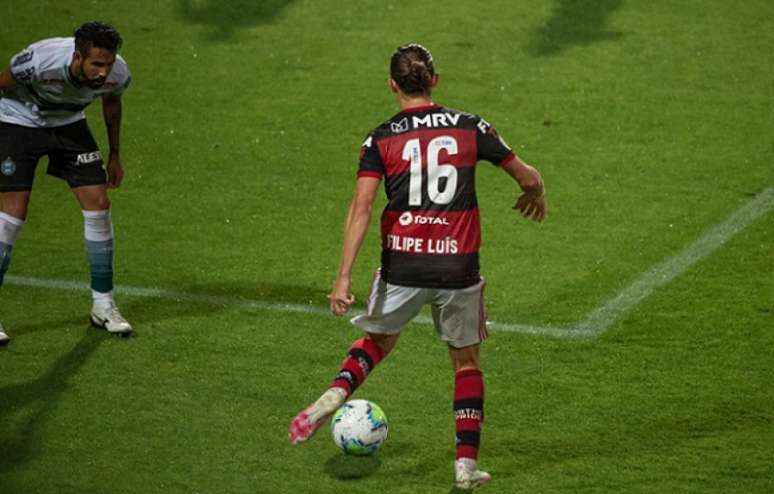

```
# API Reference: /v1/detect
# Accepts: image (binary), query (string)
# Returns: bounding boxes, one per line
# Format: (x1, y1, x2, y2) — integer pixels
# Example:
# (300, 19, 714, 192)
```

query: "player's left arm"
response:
(101, 93, 124, 188)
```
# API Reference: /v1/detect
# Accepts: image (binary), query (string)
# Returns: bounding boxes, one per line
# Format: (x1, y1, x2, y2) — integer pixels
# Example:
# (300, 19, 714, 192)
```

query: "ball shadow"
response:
(324, 453, 382, 480)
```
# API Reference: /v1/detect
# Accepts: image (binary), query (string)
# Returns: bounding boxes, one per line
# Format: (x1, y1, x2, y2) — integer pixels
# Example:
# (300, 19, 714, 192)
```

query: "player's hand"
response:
(106, 151, 124, 189)
(328, 276, 355, 316)
(514, 190, 545, 222)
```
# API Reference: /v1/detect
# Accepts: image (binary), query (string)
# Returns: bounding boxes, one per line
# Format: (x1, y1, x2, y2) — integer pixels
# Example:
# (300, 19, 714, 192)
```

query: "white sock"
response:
(82, 209, 113, 242)
(83, 209, 115, 300)
(0, 212, 24, 286)
(92, 290, 114, 305)
(0, 211, 24, 244)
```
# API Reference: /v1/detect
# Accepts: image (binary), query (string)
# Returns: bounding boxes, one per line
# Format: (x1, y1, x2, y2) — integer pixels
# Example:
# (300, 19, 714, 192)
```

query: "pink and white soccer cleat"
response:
(288, 405, 324, 444)
(288, 387, 347, 444)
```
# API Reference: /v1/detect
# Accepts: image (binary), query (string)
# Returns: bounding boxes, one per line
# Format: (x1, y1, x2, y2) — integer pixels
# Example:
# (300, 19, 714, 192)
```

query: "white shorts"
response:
(350, 271, 488, 348)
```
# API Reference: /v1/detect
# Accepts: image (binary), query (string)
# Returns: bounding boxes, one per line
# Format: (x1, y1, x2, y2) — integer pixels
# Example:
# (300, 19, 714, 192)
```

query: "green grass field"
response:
(1, 1, 773, 492)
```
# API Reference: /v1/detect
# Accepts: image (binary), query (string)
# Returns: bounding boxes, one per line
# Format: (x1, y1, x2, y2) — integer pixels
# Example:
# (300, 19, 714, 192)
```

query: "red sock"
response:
(331, 338, 384, 397)
(454, 368, 485, 460)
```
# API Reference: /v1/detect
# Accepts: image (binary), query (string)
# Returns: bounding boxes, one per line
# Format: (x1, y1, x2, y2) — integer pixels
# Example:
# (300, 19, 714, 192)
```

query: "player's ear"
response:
(71, 50, 82, 67)
(388, 78, 399, 93)
(430, 73, 439, 89)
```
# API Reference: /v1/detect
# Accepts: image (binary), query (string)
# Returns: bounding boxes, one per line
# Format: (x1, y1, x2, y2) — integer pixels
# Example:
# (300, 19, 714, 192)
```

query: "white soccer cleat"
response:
(0, 322, 9, 346)
(288, 387, 347, 444)
(455, 458, 492, 490)
(90, 301, 133, 335)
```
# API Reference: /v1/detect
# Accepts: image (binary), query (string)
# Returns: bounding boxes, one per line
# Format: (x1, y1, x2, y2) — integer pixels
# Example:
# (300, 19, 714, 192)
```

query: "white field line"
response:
(571, 186, 774, 337)
(4, 273, 554, 335)
(5, 187, 772, 338)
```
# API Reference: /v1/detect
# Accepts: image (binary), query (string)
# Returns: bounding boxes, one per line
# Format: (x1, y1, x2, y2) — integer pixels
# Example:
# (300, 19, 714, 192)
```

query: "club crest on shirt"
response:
(14, 67, 36, 83)
(1, 157, 16, 176)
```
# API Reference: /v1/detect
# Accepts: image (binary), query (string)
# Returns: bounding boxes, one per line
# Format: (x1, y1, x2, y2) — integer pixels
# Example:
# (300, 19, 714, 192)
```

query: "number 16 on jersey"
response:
(402, 136, 459, 206)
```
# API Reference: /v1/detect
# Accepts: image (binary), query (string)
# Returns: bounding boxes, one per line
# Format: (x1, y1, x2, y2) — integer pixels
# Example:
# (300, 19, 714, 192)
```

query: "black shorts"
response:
(0, 120, 107, 192)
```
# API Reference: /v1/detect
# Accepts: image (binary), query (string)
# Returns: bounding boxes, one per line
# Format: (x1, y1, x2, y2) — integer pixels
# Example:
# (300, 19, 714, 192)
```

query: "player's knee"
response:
(93, 195, 111, 211)
(0, 199, 30, 221)
(74, 185, 111, 211)
(2, 206, 28, 221)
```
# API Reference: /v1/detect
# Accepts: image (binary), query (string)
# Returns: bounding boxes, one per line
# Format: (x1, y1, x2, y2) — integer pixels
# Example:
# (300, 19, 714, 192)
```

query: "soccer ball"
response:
(330, 399, 389, 455)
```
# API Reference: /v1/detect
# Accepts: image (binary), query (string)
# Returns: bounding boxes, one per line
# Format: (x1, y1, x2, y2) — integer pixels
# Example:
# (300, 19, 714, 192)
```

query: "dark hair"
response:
(74, 21, 122, 57)
(390, 43, 435, 96)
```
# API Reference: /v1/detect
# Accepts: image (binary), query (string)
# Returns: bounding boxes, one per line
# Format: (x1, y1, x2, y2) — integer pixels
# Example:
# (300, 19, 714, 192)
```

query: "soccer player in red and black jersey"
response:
(289, 43, 545, 489)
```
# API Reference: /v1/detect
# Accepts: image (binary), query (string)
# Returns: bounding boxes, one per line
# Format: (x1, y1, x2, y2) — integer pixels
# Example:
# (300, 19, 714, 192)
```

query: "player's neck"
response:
(68, 61, 83, 87)
(398, 94, 435, 111)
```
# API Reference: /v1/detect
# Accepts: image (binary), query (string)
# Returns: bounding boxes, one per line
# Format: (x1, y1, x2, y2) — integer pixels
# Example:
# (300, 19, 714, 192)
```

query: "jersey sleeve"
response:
(110, 73, 131, 96)
(9, 46, 38, 84)
(109, 57, 131, 96)
(475, 116, 515, 166)
(357, 133, 385, 179)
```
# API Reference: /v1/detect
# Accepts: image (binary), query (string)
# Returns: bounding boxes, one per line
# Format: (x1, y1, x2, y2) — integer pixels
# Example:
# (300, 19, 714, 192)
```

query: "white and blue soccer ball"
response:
(330, 399, 389, 456)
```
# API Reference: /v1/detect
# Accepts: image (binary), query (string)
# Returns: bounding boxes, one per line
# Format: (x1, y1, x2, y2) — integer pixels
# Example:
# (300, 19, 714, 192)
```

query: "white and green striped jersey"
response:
(0, 37, 130, 128)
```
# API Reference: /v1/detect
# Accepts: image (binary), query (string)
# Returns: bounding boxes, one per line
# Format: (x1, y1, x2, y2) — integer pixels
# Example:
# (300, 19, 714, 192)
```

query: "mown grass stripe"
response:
(6, 187, 771, 339)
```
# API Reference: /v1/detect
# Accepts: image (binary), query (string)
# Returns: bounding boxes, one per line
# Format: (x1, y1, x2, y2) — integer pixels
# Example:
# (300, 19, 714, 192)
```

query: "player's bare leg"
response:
(0, 190, 31, 220)
(0, 191, 30, 346)
(72, 184, 131, 335)
(289, 332, 396, 444)
(450, 344, 491, 489)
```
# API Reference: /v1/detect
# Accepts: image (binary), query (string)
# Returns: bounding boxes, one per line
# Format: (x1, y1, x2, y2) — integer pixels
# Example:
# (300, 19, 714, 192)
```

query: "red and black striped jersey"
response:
(358, 104, 515, 288)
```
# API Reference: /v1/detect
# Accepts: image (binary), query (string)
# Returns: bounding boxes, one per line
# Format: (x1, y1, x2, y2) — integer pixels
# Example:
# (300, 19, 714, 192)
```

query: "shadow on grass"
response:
(1, 278, 328, 338)
(501, 398, 773, 472)
(449, 487, 475, 494)
(324, 453, 382, 480)
(176, 280, 329, 307)
(4, 313, 89, 338)
(178, 0, 297, 41)
(6, 292, 231, 338)
(529, 0, 624, 56)
(0, 332, 104, 475)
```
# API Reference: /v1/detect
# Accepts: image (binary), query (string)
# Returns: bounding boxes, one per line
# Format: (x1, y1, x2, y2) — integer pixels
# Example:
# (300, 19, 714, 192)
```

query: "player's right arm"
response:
(502, 156, 546, 222)
(0, 69, 17, 92)
(329, 176, 381, 316)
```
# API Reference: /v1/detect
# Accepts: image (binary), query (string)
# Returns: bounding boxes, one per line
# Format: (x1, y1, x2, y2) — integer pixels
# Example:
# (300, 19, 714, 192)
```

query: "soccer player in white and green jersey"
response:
(0, 22, 133, 345)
